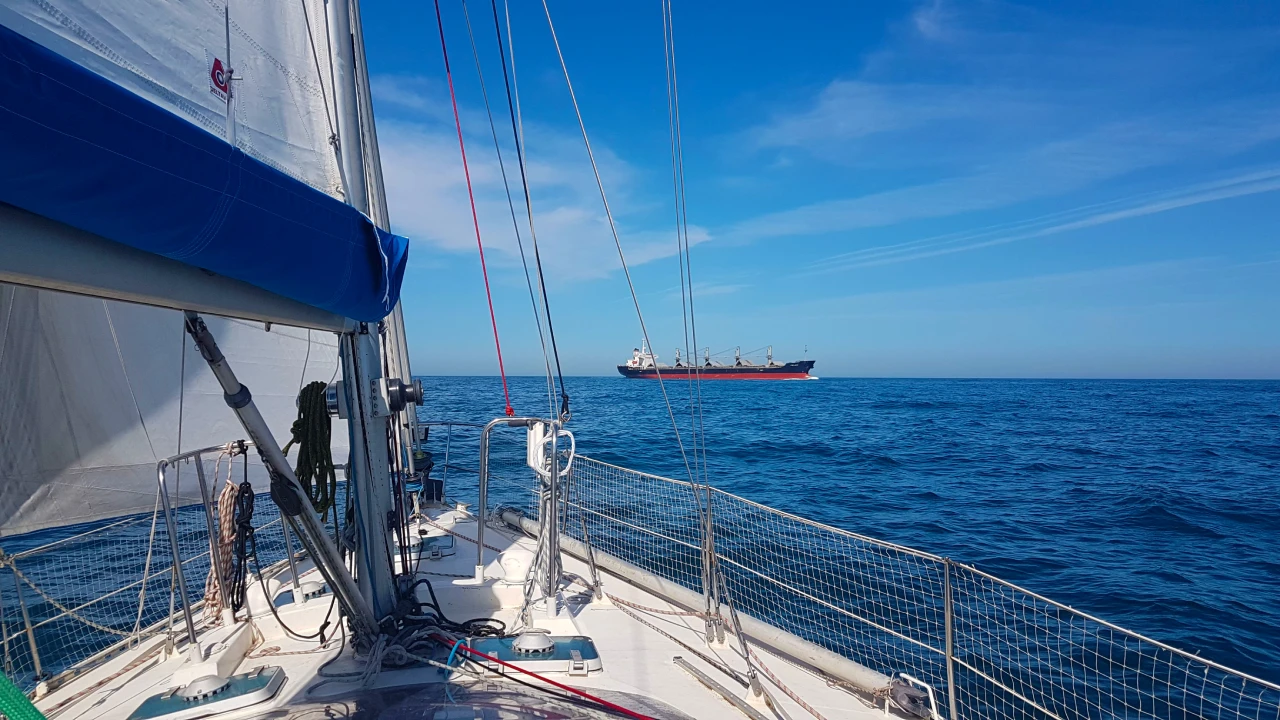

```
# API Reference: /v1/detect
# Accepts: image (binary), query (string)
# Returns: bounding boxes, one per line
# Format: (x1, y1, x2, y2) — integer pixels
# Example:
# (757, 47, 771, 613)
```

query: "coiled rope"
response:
(284, 381, 337, 520)
(229, 468, 255, 614)
(205, 452, 238, 622)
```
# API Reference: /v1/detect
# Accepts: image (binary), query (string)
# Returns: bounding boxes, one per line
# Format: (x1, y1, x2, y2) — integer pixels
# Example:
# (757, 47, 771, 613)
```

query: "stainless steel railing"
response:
(0, 440, 301, 695)
(563, 455, 1280, 720)
(156, 441, 257, 648)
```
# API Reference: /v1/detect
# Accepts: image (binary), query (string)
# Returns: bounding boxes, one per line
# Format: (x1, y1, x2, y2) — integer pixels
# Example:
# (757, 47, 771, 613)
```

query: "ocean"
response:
(2, 375, 1275, 693)
(419, 375, 1280, 684)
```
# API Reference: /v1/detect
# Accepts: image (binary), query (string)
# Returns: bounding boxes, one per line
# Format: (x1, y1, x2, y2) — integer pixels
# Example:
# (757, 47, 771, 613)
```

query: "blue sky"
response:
(362, 1, 1280, 378)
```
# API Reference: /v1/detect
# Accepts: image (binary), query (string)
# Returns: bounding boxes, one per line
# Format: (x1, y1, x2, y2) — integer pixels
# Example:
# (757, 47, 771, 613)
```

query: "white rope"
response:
(131, 491, 163, 636)
(102, 302, 157, 459)
(204, 453, 237, 622)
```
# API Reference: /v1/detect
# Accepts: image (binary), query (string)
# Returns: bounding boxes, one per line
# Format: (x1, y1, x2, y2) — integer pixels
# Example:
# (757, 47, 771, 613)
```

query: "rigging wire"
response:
(461, 0, 557, 419)
(661, 0, 718, 620)
(299, 0, 349, 198)
(103, 303, 157, 459)
(661, 0, 710, 489)
(432, 0, 515, 417)
(536, 0, 697, 487)
(299, 329, 312, 391)
(496, 0, 570, 420)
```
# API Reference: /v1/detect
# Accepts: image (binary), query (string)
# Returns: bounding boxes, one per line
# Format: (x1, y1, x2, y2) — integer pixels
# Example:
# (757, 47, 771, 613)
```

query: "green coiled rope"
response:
(283, 381, 337, 521)
(0, 671, 43, 720)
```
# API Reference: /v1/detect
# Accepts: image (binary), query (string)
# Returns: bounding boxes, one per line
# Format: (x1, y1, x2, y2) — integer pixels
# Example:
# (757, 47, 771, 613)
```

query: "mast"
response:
(328, 0, 396, 619)
(328, 0, 368, 213)
(349, 0, 421, 457)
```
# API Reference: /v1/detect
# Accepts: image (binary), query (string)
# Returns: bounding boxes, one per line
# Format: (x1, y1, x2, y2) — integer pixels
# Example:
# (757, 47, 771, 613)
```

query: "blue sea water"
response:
(418, 375, 1280, 683)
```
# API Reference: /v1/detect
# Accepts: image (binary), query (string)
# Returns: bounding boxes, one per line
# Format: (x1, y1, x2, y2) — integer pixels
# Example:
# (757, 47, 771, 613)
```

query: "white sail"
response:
(0, 0, 372, 536)
(0, 284, 349, 537)
(0, 0, 343, 199)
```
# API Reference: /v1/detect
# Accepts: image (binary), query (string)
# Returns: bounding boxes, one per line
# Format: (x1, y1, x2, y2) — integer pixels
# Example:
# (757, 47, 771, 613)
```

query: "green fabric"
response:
(0, 671, 44, 720)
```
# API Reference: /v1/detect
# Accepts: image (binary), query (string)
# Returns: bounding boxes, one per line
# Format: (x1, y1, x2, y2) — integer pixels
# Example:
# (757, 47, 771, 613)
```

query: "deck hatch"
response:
(469, 636, 603, 675)
(127, 666, 286, 720)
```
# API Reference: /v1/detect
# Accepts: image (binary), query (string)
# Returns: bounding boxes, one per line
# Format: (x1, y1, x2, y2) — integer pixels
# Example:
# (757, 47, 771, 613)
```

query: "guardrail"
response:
(564, 455, 1280, 720)
(0, 443, 300, 695)
(416, 419, 540, 516)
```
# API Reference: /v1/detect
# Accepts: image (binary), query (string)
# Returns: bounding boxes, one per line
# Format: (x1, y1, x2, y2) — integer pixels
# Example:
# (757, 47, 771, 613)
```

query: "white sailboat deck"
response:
(37, 507, 879, 720)
(6, 447, 1277, 720)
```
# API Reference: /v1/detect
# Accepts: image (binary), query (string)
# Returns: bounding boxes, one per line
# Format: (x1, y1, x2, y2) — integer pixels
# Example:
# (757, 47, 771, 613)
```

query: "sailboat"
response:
(0, 2, 1276, 720)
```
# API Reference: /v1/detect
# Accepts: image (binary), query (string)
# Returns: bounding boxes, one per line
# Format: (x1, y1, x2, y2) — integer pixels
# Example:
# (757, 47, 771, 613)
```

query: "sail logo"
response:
(206, 51, 230, 101)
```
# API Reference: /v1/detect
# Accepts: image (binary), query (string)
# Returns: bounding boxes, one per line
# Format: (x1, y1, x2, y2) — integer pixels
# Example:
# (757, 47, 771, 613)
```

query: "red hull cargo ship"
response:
(618, 344, 816, 380)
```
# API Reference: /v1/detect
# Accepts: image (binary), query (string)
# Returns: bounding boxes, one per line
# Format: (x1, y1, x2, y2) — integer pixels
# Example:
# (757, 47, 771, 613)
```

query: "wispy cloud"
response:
(801, 168, 1280, 273)
(744, 80, 1034, 155)
(661, 281, 747, 301)
(726, 117, 1280, 246)
(374, 76, 703, 282)
(785, 258, 1222, 318)
(724, 3, 1280, 250)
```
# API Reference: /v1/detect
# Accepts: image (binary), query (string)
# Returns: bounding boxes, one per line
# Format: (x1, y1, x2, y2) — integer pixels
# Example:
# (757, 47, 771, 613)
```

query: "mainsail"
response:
(0, 0, 408, 321)
(0, 0, 406, 537)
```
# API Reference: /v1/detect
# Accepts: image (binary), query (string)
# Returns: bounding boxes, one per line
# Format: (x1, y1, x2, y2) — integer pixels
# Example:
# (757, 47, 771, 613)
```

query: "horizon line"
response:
(409, 374, 1280, 381)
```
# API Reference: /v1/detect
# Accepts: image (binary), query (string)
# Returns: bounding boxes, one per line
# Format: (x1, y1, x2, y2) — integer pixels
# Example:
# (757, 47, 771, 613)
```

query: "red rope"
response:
(434, 635, 655, 720)
(433, 0, 514, 416)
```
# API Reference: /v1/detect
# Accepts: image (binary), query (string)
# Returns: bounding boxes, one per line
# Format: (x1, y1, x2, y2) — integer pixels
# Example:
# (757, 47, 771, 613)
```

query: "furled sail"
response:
(0, 0, 404, 536)
(0, 284, 349, 538)
(0, 0, 408, 321)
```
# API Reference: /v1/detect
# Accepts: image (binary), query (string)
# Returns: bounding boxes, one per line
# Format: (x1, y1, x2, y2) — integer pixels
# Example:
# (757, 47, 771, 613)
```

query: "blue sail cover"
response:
(0, 22, 407, 322)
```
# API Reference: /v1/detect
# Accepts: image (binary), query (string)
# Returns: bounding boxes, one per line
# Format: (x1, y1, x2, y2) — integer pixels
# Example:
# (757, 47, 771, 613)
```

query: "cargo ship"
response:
(618, 343, 816, 379)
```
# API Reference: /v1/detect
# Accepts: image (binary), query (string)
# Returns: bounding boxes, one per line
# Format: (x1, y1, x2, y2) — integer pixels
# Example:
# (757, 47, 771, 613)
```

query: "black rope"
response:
(249, 545, 336, 643)
(405, 576, 508, 637)
(229, 465, 255, 614)
(490, 0, 569, 419)
(287, 381, 337, 520)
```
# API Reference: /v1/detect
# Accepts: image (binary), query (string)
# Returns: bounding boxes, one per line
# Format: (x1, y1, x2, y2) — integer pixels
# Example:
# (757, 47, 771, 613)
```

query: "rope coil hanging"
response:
(284, 381, 338, 520)
(229, 456, 255, 615)
(205, 452, 239, 622)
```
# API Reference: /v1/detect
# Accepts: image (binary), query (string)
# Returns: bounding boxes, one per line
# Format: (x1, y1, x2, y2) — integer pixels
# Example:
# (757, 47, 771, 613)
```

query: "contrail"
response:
(803, 168, 1280, 274)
